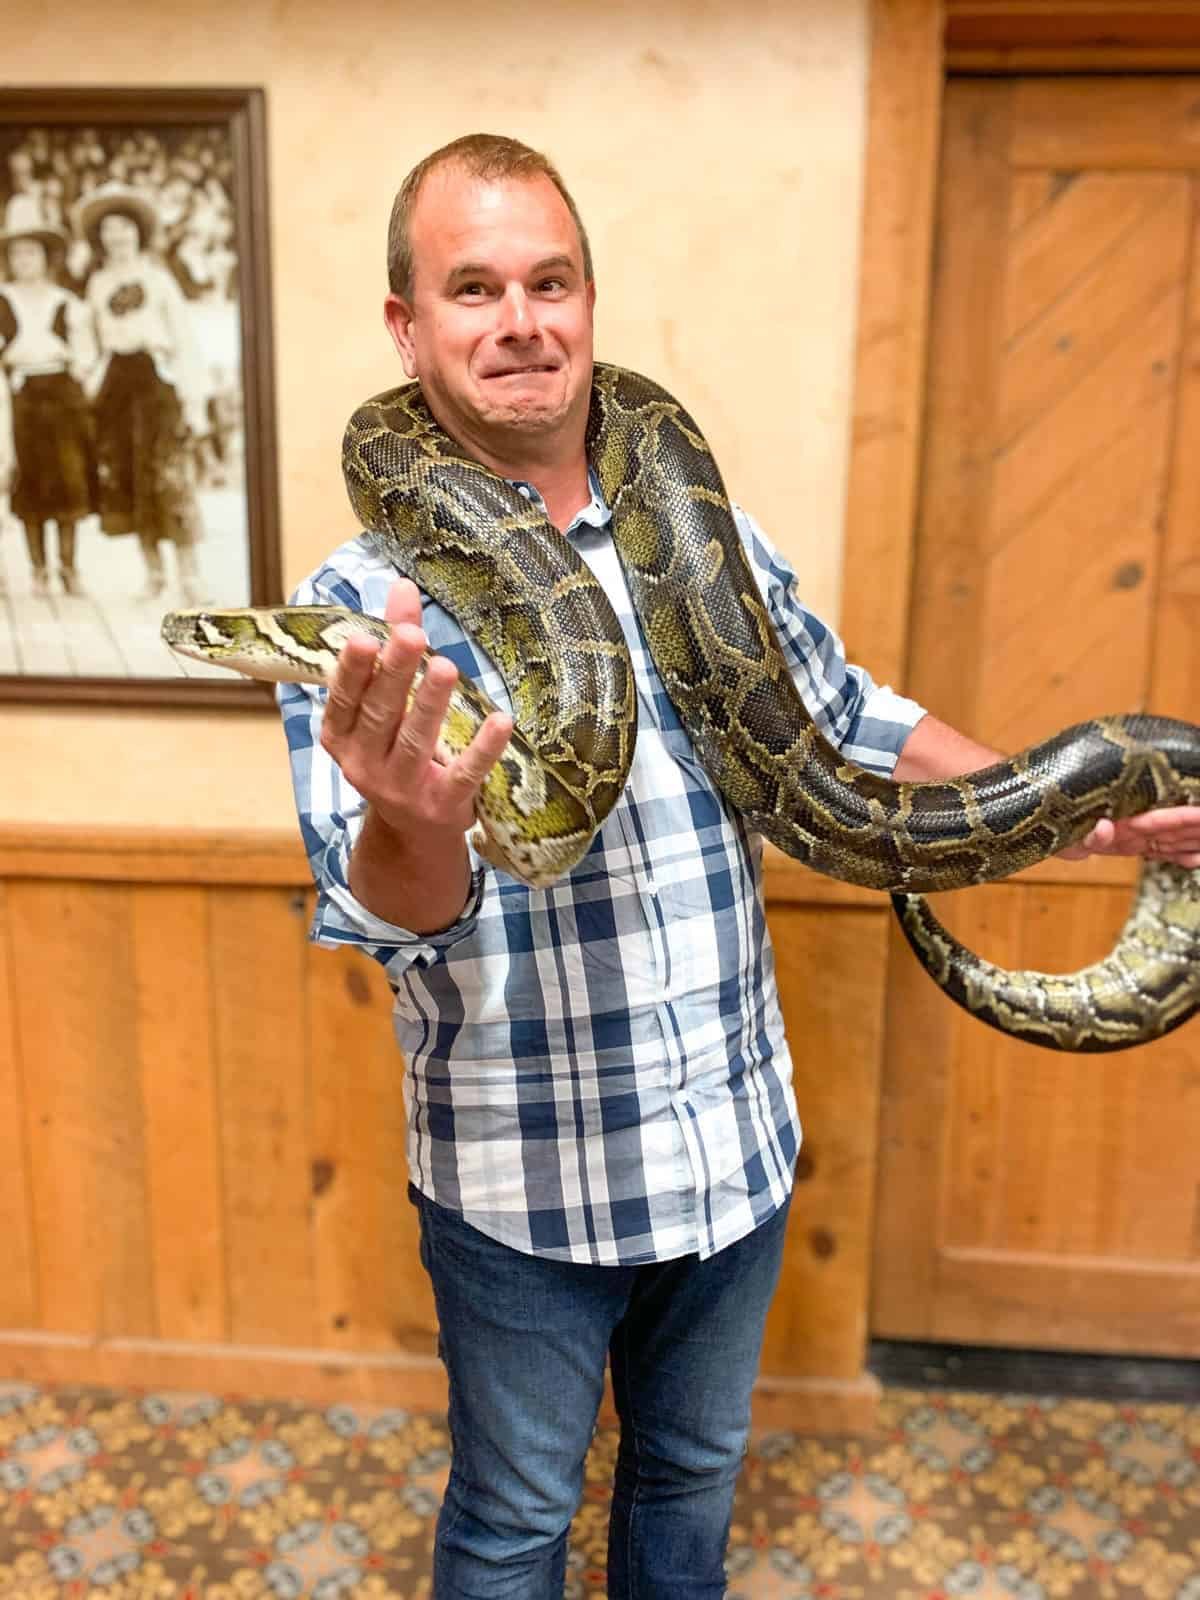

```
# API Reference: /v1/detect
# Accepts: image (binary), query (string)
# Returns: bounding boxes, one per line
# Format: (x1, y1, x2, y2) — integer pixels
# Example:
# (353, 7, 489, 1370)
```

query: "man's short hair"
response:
(386, 132, 594, 299)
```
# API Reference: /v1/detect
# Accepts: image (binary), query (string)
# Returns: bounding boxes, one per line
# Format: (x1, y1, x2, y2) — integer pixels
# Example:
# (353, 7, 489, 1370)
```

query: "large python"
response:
(162, 363, 1200, 1053)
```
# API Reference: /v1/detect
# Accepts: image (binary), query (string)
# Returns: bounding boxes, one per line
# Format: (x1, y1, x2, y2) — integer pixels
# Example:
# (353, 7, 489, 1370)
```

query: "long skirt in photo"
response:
(94, 350, 203, 547)
(10, 371, 96, 525)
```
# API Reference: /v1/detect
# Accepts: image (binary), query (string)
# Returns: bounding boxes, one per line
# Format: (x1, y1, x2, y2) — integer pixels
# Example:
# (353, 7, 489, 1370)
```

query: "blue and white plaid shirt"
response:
(279, 476, 924, 1266)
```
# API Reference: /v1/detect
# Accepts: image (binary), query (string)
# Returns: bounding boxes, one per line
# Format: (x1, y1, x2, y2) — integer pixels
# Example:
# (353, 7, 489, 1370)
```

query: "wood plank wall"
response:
(0, 826, 890, 1433)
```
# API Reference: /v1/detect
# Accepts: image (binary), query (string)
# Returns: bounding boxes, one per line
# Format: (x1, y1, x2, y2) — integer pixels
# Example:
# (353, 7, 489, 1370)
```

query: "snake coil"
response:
(162, 364, 1200, 1052)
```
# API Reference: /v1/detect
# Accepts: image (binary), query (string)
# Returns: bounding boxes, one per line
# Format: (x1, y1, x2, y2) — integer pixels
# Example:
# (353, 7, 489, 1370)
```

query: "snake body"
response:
(892, 863, 1200, 1053)
(162, 363, 1200, 1051)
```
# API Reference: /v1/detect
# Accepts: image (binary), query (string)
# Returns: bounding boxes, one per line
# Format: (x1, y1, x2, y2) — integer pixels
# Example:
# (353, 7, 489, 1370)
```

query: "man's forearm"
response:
(348, 807, 473, 934)
(892, 714, 1003, 783)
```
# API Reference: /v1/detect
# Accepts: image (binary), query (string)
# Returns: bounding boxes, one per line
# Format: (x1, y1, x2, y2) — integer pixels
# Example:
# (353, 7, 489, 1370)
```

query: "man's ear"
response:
(383, 294, 418, 378)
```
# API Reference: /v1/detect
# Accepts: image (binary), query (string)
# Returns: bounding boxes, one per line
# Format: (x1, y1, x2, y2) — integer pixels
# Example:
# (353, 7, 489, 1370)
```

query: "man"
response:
(279, 135, 1200, 1600)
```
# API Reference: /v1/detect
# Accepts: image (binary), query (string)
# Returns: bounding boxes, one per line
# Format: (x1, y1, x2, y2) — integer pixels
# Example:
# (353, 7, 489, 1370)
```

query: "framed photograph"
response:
(0, 87, 279, 707)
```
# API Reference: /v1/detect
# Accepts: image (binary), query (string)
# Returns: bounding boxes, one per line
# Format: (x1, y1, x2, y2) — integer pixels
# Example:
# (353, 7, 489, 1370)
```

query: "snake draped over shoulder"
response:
(161, 363, 1200, 1053)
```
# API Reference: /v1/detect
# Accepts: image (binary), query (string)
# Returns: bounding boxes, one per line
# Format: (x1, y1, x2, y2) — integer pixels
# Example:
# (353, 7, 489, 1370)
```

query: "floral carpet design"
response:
(0, 1381, 1197, 1598)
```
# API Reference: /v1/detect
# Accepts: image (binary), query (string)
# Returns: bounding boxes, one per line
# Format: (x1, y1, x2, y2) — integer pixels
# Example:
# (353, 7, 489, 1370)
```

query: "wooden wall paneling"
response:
(838, 0, 945, 687)
(1153, 175, 1200, 719)
(208, 884, 317, 1347)
(0, 883, 38, 1326)
(0, 825, 308, 886)
(7, 880, 154, 1337)
(132, 884, 228, 1343)
(871, 911, 961, 1340)
(760, 903, 891, 1380)
(0, 837, 893, 1431)
(306, 932, 436, 1354)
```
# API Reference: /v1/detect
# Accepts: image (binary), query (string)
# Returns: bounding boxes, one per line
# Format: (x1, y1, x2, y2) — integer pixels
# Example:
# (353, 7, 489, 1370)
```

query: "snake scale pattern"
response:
(162, 363, 1200, 1052)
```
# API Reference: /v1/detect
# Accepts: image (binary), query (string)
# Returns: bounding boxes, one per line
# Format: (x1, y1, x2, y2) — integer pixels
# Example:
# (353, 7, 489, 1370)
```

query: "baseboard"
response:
(749, 1371, 882, 1435)
(0, 1331, 880, 1435)
(0, 1331, 449, 1410)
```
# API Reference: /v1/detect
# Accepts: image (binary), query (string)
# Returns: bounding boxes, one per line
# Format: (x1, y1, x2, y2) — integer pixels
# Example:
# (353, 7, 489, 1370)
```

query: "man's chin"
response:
(481, 397, 568, 432)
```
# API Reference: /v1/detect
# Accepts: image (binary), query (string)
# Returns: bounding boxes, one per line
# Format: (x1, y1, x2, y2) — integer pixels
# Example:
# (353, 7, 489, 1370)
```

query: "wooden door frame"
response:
(840, 0, 1200, 685)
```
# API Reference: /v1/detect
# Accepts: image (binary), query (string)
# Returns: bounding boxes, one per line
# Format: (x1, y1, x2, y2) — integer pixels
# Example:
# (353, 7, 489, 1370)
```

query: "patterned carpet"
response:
(1, 1380, 1198, 1598)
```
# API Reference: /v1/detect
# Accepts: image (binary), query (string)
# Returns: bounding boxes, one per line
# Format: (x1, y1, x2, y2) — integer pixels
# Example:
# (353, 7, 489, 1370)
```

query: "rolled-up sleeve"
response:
(733, 506, 926, 775)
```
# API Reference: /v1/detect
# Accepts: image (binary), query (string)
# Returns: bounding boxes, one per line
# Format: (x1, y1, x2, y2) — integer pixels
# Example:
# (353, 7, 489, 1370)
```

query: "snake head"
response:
(162, 608, 263, 662)
(160, 606, 390, 684)
(159, 607, 298, 680)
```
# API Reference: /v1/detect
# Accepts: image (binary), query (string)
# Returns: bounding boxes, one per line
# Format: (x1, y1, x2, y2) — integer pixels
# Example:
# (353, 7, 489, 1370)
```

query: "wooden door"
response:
(871, 76, 1200, 1356)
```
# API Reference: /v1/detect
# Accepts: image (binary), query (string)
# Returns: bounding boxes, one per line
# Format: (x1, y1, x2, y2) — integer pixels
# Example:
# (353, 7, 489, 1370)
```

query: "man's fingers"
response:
(1121, 807, 1200, 861)
(446, 712, 514, 795)
(388, 653, 460, 772)
(1125, 806, 1200, 841)
(1078, 807, 1200, 862)
(1080, 820, 1114, 853)
(322, 635, 383, 739)
(352, 623, 428, 758)
(384, 577, 423, 629)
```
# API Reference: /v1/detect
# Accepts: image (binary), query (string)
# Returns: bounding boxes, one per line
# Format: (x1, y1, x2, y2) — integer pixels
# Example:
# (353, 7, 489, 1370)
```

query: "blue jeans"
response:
(411, 1186, 792, 1599)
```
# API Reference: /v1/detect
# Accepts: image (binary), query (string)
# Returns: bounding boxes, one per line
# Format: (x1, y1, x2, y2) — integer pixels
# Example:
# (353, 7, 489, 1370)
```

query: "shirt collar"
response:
(510, 466, 611, 538)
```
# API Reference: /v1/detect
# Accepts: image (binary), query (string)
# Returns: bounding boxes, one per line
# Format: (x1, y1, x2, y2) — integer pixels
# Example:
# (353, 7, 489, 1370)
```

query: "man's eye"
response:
(457, 283, 489, 299)
(537, 278, 566, 294)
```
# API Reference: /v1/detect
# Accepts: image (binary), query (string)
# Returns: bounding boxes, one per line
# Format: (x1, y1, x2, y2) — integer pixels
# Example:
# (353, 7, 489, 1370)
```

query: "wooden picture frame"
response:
(0, 87, 279, 707)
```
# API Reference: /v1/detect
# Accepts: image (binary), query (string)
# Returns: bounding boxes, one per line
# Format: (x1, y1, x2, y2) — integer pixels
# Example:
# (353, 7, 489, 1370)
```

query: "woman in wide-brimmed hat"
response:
(0, 199, 98, 597)
(74, 182, 159, 261)
(75, 181, 210, 603)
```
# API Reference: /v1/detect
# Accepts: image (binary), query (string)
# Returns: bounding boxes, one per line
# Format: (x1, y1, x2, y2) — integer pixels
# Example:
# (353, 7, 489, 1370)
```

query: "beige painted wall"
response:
(2, 0, 870, 830)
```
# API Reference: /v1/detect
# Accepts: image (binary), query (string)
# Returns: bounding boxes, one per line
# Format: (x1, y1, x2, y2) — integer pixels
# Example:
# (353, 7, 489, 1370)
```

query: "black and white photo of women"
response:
(0, 111, 261, 689)
(0, 202, 97, 597)
(77, 182, 211, 605)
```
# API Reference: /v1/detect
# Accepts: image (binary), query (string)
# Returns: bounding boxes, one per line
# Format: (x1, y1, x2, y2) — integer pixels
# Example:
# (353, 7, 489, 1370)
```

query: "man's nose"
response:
(496, 284, 537, 340)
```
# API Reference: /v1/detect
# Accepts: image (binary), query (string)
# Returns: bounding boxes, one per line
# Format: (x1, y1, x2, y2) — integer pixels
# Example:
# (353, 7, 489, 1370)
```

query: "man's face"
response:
(384, 168, 596, 465)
